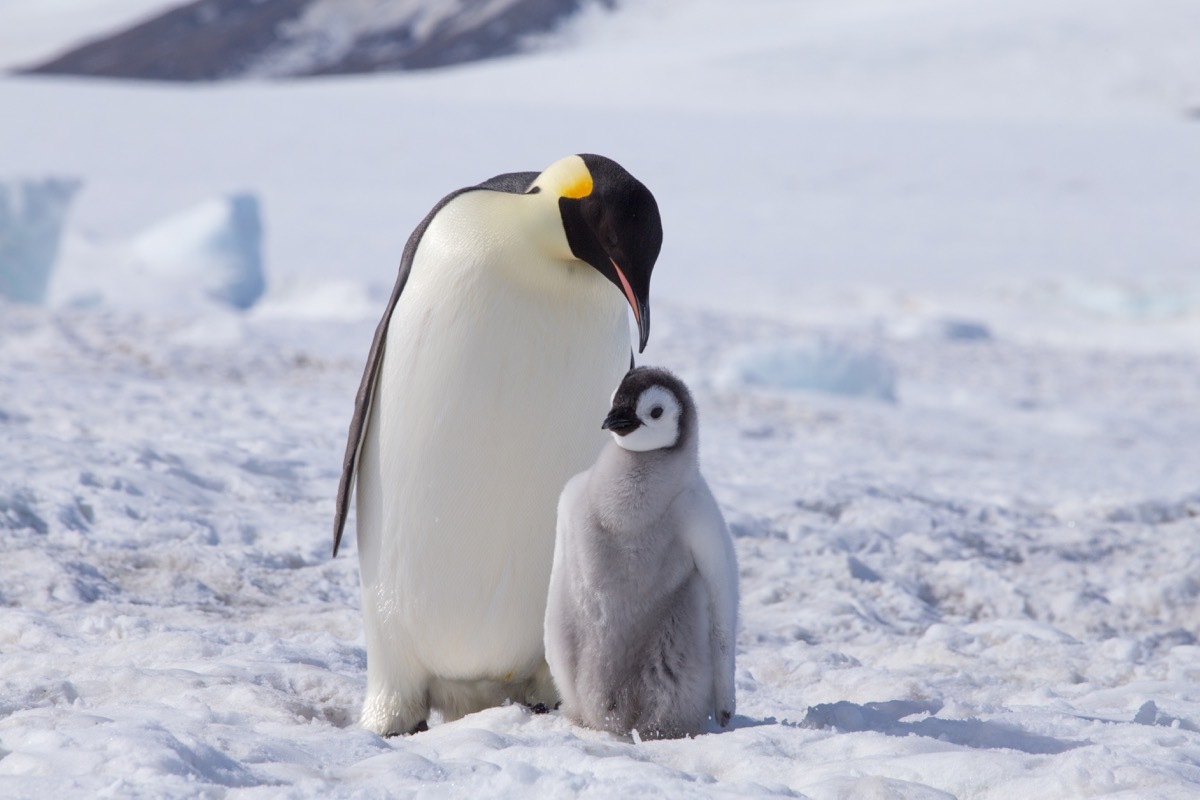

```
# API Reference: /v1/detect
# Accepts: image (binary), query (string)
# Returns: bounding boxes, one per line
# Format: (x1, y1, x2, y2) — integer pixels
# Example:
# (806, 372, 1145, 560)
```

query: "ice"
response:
(130, 192, 265, 310)
(1053, 279, 1200, 320)
(718, 338, 898, 402)
(0, 178, 80, 304)
(937, 319, 992, 342)
(50, 193, 265, 312)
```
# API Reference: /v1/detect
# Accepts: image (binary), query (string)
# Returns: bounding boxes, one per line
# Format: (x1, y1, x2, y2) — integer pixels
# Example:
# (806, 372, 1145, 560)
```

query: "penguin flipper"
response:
(674, 481, 739, 723)
(331, 171, 540, 556)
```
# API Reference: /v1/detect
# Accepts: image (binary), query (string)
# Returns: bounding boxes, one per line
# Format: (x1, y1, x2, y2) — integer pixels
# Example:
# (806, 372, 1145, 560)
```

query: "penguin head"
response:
(532, 154, 662, 353)
(602, 367, 693, 453)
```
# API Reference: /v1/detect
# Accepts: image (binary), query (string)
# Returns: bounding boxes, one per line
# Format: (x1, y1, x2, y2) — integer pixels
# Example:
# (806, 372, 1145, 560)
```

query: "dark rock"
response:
(22, 0, 609, 82)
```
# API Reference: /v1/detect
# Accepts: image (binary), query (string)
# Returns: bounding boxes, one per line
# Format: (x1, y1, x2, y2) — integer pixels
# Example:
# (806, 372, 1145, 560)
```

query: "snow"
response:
(3, 303, 1200, 798)
(2, 0, 1200, 797)
(718, 338, 899, 403)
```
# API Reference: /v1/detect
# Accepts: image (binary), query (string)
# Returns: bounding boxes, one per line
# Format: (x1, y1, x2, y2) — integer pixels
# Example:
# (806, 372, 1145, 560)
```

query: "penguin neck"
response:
(438, 189, 591, 295)
(587, 431, 698, 535)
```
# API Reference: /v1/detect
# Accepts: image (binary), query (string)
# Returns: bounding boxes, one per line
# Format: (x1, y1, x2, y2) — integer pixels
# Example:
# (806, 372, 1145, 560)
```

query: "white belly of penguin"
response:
(356, 194, 630, 683)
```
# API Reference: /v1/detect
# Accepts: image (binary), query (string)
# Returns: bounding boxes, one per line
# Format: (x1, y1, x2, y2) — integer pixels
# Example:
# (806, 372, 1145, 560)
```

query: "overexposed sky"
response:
(0, 0, 184, 68)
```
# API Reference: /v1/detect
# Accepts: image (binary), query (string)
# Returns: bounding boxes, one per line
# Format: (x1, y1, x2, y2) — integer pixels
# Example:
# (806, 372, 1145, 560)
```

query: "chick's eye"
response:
(650, 406, 664, 419)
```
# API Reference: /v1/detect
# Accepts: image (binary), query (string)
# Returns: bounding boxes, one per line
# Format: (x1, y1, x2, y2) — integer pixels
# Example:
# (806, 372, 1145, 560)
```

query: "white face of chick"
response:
(610, 385, 683, 452)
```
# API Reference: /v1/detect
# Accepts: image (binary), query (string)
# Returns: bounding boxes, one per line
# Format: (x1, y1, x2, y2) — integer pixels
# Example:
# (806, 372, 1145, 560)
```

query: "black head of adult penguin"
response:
(548, 154, 662, 353)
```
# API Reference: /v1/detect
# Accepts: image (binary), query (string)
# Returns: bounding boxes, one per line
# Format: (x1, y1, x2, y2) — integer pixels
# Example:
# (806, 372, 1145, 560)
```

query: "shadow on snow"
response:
(771, 700, 1083, 755)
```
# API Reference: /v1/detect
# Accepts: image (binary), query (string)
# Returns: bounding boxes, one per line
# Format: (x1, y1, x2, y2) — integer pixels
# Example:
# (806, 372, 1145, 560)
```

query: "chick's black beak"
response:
(601, 407, 642, 436)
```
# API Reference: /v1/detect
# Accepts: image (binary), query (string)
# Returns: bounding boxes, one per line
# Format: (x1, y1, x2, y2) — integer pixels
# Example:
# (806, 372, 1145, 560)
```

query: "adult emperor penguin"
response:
(332, 155, 662, 736)
(544, 367, 738, 739)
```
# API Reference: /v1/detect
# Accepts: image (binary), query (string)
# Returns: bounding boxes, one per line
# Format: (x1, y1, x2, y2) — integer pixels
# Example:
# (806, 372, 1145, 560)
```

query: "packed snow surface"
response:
(2, 0, 1200, 798)
(3, 303, 1200, 798)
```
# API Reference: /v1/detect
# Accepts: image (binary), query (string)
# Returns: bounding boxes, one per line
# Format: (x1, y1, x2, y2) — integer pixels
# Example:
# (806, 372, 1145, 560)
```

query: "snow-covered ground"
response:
(3, 1, 1200, 797)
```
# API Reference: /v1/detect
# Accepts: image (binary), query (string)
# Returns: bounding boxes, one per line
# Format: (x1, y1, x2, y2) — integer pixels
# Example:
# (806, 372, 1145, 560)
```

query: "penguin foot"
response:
(528, 703, 550, 715)
(380, 719, 427, 738)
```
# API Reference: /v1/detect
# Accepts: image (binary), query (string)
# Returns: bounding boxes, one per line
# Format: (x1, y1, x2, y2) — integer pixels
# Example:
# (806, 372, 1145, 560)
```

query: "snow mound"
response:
(52, 193, 265, 312)
(131, 193, 264, 309)
(717, 338, 898, 402)
(0, 178, 80, 304)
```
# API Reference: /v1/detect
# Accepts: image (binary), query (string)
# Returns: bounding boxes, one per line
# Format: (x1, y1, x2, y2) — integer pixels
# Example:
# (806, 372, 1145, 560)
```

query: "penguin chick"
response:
(544, 367, 738, 739)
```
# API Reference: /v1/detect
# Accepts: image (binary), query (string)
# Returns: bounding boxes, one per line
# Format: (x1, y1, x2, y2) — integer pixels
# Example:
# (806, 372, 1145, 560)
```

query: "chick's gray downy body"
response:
(545, 367, 738, 738)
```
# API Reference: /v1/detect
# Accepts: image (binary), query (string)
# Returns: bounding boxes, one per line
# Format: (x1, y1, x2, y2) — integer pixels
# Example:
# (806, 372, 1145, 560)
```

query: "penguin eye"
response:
(650, 406, 664, 420)
(602, 223, 619, 248)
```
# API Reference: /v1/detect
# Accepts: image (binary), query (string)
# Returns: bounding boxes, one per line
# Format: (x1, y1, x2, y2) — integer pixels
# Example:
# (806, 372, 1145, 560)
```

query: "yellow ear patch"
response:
(562, 172, 593, 199)
(534, 155, 594, 200)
